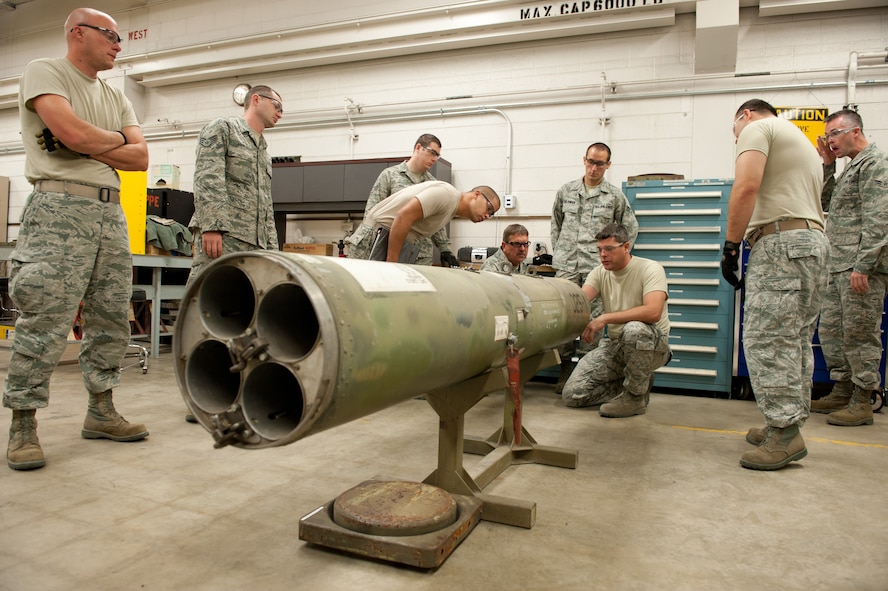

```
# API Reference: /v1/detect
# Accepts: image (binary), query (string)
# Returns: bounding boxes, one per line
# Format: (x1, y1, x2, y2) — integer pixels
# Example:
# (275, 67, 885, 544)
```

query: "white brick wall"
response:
(0, 2, 885, 249)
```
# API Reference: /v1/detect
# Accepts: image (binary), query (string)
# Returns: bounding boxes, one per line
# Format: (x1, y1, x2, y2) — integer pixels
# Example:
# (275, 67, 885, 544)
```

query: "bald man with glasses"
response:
(5, 7, 150, 470)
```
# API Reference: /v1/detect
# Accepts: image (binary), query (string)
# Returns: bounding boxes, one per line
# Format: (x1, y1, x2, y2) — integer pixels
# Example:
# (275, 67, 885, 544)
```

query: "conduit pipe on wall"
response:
(599, 72, 610, 142)
(847, 49, 888, 108)
(136, 75, 882, 141)
(116, 106, 516, 196)
(1, 59, 887, 184)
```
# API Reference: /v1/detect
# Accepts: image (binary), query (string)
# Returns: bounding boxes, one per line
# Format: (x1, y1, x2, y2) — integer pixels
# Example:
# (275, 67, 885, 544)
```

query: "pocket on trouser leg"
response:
(620, 323, 662, 395)
(744, 281, 801, 389)
(8, 260, 49, 314)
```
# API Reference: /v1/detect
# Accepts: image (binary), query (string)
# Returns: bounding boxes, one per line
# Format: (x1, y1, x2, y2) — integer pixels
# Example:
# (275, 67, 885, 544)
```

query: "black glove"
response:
(36, 128, 87, 157)
(36, 128, 66, 152)
(440, 251, 460, 268)
(720, 240, 744, 290)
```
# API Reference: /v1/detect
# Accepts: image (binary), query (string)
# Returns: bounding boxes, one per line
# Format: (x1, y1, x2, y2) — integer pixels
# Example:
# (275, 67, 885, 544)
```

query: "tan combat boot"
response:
(81, 390, 149, 442)
(8, 409, 45, 470)
(599, 392, 647, 418)
(811, 381, 853, 414)
(745, 425, 770, 446)
(739, 423, 806, 470)
(826, 385, 874, 427)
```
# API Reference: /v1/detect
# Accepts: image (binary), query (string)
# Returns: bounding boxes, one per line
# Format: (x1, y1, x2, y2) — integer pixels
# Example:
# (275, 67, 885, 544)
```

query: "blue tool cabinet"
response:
(624, 179, 736, 395)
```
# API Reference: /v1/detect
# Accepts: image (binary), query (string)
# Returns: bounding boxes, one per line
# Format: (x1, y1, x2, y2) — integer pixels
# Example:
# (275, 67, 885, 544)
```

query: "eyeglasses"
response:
(821, 127, 857, 140)
(257, 95, 283, 114)
(584, 158, 609, 168)
(422, 146, 441, 158)
(596, 242, 625, 254)
(506, 241, 530, 248)
(481, 193, 495, 216)
(74, 23, 122, 45)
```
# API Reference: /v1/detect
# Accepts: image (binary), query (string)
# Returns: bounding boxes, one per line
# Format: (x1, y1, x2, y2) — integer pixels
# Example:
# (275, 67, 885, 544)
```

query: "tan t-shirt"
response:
(365, 180, 460, 244)
(584, 255, 670, 339)
(19, 57, 140, 188)
(735, 117, 825, 237)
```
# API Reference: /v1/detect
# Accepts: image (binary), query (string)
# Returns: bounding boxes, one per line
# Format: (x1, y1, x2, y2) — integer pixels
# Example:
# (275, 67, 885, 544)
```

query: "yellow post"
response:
(118, 169, 147, 254)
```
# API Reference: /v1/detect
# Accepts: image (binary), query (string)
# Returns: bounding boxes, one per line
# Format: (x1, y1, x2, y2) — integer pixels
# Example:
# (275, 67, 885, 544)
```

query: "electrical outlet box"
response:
(503, 194, 516, 209)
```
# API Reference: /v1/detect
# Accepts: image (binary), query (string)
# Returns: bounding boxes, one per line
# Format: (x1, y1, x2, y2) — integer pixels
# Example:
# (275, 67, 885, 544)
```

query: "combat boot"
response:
(811, 381, 853, 414)
(599, 391, 646, 418)
(739, 423, 806, 470)
(8, 409, 45, 470)
(826, 385, 874, 427)
(745, 425, 770, 446)
(81, 390, 149, 442)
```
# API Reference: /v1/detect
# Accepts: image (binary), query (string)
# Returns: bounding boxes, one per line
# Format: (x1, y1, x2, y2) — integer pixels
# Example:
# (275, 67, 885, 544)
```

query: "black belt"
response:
(34, 180, 120, 204)
(746, 218, 822, 249)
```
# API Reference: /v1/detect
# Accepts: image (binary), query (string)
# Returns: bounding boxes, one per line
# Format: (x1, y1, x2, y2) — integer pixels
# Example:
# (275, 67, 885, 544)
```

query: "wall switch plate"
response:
(503, 194, 516, 209)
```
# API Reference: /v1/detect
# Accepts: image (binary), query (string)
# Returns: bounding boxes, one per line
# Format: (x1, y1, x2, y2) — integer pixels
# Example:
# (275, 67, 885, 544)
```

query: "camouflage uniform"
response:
(728, 113, 828, 437)
(187, 116, 278, 283)
(562, 321, 671, 407)
(561, 256, 671, 407)
(479, 248, 529, 275)
(4, 56, 137, 410)
(818, 144, 888, 391)
(353, 161, 452, 265)
(346, 181, 460, 262)
(744, 230, 829, 426)
(551, 178, 639, 356)
(4, 194, 132, 409)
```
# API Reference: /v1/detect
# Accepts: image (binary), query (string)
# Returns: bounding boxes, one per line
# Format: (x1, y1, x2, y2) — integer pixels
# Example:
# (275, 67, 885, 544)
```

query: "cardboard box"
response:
(145, 244, 172, 256)
(283, 243, 334, 256)
(149, 164, 181, 190)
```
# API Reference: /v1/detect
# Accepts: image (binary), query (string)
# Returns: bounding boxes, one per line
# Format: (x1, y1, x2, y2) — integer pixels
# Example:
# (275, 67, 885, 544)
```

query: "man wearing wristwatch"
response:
(5, 8, 150, 471)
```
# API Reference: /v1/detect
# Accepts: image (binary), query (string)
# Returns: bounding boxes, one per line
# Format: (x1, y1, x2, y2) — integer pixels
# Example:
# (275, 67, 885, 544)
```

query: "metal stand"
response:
(423, 349, 578, 529)
(299, 349, 578, 567)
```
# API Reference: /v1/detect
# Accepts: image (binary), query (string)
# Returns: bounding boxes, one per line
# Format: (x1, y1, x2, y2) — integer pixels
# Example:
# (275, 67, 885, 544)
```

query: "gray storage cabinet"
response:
(271, 157, 452, 248)
(624, 179, 735, 396)
(272, 157, 452, 213)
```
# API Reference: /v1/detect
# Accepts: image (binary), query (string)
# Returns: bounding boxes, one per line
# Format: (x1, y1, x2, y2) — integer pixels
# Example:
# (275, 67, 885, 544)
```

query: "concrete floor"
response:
(1, 345, 887, 591)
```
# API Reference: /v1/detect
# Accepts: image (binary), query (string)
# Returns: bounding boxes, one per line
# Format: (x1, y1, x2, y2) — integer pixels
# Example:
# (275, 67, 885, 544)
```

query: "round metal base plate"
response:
(332, 480, 458, 536)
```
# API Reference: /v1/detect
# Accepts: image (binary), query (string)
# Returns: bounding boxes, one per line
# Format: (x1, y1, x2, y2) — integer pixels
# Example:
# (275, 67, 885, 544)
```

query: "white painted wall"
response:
(0, 1, 886, 255)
